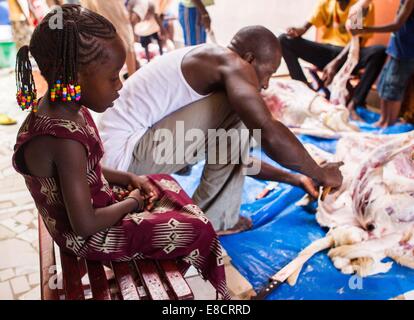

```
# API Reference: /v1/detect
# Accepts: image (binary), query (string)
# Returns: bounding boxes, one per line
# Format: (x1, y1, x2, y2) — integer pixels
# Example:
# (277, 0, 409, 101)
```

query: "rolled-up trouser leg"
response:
(128, 92, 249, 231)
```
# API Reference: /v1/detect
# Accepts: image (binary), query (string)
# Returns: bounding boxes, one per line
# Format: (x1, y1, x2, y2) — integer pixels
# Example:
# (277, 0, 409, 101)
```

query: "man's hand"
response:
(321, 60, 339, 86)
(296, 174, 319, 199)
(286, 27, 307, 38)
(200, 12, 211, 31)
(128, 175, 160, 210)
(348, 25, 365, 36)
(317, 162, 344, 190)
(159, 27, 168, 41)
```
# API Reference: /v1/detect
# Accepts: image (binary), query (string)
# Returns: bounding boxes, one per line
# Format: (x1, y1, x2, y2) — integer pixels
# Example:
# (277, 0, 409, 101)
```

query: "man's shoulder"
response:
(183, 44, 248, 72)
(203, 45, 251, 71)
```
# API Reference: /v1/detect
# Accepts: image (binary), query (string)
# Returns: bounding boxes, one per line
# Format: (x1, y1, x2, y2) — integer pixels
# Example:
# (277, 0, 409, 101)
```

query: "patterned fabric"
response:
(12, 107, 229, 299)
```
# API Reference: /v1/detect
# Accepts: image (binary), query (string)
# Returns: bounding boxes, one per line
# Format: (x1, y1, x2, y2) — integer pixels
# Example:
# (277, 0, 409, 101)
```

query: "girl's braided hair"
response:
(16, 4, 117, 104)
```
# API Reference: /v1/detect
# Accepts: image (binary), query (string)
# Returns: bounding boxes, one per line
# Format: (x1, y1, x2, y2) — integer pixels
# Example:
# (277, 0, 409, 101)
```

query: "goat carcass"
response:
(262, 78, 359, 138)
(315, 132, 414, 277)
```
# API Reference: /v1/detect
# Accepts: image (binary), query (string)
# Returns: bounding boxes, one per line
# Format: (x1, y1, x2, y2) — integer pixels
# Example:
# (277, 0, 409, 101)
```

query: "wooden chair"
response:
(38, 216, 194, 300)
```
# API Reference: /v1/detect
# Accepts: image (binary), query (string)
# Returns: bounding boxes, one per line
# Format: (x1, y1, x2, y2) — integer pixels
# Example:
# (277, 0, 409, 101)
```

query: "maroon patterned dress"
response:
(13, 107, 229, 299)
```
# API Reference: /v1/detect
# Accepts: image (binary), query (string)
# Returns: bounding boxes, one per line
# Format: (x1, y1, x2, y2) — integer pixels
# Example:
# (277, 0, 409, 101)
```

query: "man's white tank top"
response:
(98, 45, 208, 171)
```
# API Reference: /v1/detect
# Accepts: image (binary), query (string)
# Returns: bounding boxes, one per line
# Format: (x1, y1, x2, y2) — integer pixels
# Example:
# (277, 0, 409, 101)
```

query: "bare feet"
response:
(216, 216, 253, 236)
(347, 101, 362, 121)
(378, 121, 396, 129)
(350, 109, 362, 121)
(373, 118, 385, 127)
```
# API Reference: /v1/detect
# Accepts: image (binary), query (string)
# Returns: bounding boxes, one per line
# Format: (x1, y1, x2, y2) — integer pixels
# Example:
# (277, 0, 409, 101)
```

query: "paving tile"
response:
(0, 268, 15, 282)
(0, 281, 14, 300)
(186, 275, 217, 300)
(17, 229, 38, 243)
(2, 167, 16, 177)
(0, 239, 38, 269)
(0, 218, 28, 234)
(28, 273, 40, 286)
(14, 211, 35, 226)
(0, 201, 13, 210)
(0, 225, 16, 240)
(31, 240, 39, 251)
(18, 285, 40, 300)
(10, 276, 30, 295)
(15, 265, 39, 276)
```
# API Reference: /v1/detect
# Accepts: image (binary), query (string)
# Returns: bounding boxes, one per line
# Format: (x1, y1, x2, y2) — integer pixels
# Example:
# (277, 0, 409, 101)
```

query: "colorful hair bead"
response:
(16, 86, 38, 112)
(50, 80, 81, 103)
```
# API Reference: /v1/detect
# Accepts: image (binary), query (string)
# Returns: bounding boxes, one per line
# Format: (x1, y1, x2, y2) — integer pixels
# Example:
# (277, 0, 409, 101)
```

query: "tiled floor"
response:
(0, 68, 41, 300)
(0, 68, 216, 300)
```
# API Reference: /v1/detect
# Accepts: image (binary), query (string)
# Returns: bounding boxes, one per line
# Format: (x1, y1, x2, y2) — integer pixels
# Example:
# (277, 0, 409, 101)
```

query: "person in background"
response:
(158, 0, 176, 50)
(7, 0, 33, 50)
(280, 0, 387, 120)
(350, 0, 414, 127)
(129, 0, 165, 61)
(178, 0, 213, 46)
(81, 0, 138, 77)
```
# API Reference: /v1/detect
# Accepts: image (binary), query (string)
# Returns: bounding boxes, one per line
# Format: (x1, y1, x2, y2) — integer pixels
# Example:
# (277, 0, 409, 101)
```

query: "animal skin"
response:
(262, 78, 359, 138)
(314, 132, 414, 277)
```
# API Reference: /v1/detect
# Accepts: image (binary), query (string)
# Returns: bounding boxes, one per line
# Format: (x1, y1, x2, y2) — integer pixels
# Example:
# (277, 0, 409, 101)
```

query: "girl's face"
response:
(78, 36, 127, 113)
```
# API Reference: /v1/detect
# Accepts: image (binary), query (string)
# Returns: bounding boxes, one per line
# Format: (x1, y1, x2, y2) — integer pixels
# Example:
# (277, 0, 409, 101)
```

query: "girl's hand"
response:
(126, 189, 146, 212)
(128, 175, 160, 210)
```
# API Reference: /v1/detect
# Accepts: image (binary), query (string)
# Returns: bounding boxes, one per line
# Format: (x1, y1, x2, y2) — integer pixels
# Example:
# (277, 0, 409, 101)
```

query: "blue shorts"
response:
(377, 56, 414, 101)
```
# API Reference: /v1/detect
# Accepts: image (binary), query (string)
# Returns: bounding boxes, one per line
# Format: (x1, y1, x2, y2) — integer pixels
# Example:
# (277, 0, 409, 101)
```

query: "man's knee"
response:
(279, 33, 294, 51)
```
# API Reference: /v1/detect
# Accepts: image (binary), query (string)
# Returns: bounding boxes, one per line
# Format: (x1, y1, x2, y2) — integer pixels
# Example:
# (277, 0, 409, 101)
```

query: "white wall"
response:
(208, 0, 318, 45)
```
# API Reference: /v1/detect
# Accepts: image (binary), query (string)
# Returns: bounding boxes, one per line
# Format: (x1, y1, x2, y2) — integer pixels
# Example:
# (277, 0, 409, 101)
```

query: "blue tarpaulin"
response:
(174, 107, 414, 300)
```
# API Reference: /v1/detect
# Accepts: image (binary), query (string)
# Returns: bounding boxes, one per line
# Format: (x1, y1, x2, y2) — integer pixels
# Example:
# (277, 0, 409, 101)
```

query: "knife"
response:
(253, 249, 320, 300)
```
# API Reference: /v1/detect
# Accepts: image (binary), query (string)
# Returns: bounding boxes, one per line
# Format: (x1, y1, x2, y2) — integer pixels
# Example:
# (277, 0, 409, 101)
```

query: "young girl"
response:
(351, 0, 414, 127)
(12, 4, 229, 299)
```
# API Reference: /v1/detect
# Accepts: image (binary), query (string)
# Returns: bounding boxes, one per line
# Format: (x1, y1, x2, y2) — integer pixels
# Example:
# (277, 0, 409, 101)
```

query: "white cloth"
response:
(99, 45, 208, 171)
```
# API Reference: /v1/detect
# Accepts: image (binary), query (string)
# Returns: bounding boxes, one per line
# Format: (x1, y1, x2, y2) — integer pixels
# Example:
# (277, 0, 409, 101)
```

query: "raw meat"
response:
(313, 132, 414, 277)
(262, 79, 359, 137)
(330, 36, 360, 106)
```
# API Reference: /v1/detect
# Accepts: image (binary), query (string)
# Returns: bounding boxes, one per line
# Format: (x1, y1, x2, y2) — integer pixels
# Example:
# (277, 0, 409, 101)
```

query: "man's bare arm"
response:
(221, 63, 342, 188)
(354, 0, 414, 34)
(286, 22, 312, 38)
(249, 157, 319, 198)
(191, 0, 211, 30)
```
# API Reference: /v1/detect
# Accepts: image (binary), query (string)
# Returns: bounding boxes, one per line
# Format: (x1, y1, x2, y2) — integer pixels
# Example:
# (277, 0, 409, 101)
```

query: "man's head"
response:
(229, 26, 282, 90)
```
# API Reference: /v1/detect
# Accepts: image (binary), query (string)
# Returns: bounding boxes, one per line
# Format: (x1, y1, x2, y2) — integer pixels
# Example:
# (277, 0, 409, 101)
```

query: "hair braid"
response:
(15, 4, 117, 110)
